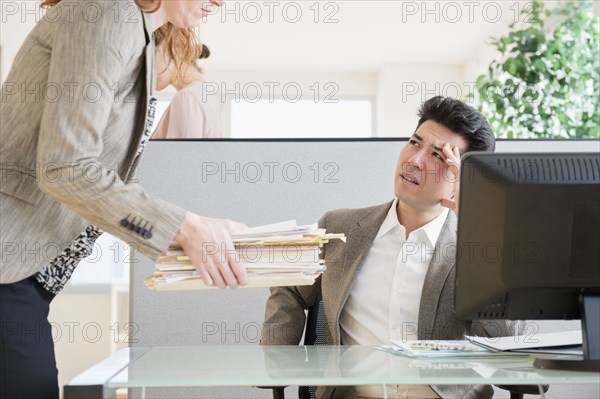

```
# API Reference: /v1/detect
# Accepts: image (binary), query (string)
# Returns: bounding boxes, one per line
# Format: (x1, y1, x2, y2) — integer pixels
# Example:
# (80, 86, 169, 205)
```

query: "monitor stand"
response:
(534, 291, 600, 372)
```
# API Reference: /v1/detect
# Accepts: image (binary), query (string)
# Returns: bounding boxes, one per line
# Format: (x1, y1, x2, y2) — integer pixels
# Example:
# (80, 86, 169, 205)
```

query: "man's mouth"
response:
(201, 5, 217, 14)
(401, 174, 420, 185)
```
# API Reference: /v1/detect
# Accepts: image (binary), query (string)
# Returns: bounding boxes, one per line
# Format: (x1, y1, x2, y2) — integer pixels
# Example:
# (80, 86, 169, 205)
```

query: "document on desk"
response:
(382, 340, 533, 359)
(385, 340, 495, 358)
(466, 330, 583, 355)
(145, 220, 345, 291)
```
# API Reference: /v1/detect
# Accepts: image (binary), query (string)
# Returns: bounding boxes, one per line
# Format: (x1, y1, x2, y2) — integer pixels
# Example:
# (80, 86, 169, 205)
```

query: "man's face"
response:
(394, 120, 468, 212)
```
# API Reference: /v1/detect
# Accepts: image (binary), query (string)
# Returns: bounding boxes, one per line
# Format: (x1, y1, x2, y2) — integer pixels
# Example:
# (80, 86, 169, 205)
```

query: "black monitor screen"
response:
(455, 152, 600, 371)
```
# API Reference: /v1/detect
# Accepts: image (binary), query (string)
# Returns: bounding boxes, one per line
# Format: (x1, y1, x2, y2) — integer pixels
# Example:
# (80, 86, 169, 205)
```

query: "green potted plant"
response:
(474, 0, 599, 138)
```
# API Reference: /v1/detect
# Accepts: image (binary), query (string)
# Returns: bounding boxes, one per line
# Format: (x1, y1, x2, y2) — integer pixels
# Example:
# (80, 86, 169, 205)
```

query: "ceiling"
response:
(199, 0, 519, 72)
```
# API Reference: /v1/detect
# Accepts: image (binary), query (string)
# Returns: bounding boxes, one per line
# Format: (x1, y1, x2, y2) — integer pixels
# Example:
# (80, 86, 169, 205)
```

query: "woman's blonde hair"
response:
(41, 0, 200, 84)
(154, 24, 201, 87)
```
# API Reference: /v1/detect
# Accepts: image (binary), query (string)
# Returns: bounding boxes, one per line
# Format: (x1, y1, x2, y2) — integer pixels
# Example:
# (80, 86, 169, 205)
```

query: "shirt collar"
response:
(419, 207, 449, 248)
(375, 198, 449, 247)
(375, 198, 402, 240)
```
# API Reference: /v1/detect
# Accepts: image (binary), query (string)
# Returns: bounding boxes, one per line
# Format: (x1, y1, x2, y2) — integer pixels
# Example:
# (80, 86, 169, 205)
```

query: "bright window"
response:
(230, 99, 373, 139)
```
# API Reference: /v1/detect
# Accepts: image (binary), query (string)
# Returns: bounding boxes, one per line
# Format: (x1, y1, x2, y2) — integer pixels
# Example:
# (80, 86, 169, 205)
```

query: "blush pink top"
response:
(152, 81, 222, 139)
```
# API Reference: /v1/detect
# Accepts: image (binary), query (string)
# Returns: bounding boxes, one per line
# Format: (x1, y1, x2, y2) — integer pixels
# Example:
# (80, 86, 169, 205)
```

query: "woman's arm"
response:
(34, 1, 244, 286)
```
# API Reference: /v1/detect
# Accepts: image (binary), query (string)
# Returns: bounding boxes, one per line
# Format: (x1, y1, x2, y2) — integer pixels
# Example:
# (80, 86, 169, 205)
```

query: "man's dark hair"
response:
(416, 96, 495, 152)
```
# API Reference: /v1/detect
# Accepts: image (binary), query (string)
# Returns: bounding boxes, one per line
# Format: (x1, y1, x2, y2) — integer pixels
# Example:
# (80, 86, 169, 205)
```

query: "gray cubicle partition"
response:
(130, 139, 598, 399)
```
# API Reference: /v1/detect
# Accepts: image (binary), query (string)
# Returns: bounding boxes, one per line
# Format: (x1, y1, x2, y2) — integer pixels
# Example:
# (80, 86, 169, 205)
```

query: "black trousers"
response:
(1, 277, 59, 399)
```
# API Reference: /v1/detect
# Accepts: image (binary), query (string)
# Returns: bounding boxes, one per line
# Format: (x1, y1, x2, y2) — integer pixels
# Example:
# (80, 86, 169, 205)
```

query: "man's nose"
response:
(407, 150, 426, 170)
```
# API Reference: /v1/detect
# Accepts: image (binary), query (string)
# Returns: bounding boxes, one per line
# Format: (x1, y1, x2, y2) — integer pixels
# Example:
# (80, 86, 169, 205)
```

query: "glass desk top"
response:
(64, 345, 599, 398)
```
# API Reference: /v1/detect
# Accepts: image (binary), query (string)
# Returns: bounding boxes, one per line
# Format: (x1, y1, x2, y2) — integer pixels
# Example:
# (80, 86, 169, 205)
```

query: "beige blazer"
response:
(0, 0, 186, 283)
(262, 201, 517, 398)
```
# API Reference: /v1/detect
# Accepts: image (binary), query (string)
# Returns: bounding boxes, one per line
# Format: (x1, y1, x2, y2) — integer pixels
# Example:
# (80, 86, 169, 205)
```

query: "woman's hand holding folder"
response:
(174, 213, 248, 289)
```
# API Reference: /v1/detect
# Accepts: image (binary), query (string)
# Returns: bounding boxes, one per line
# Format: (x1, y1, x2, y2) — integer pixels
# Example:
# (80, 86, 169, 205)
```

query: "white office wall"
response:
(377, 64, 465, 137)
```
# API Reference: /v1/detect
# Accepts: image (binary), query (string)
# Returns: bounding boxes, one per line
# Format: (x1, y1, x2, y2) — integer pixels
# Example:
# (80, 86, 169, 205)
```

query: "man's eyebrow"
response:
(414, 133, 444, 152)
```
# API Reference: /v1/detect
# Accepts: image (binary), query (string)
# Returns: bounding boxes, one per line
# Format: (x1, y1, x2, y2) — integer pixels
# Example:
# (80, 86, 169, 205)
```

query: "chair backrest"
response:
(304, 294, 327, 346)
(301, 295, 327, 399)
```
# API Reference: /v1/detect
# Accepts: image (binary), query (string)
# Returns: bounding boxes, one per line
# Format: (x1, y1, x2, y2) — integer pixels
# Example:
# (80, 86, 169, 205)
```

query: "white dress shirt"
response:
(339, 199, 448, 398)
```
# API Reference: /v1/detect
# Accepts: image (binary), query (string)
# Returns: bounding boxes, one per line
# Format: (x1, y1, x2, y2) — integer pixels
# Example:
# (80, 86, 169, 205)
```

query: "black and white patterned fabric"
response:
(137, 97, 157, 156)
(35, 225, 103, 294)
(34, 97, 157, 294)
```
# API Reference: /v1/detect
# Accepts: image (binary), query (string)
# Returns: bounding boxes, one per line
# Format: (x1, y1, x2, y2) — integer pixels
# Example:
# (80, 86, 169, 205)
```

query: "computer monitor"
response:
(455, 152, 600, 372)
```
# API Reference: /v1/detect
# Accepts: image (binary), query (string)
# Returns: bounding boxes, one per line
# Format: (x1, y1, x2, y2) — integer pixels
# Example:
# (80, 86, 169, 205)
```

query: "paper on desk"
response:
(389, 340, 494, 357)
(467, 330, 582, 352)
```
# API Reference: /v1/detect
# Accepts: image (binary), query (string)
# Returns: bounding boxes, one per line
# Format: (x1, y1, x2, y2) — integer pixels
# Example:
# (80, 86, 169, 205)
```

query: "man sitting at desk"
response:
(261, 96, 515, 399)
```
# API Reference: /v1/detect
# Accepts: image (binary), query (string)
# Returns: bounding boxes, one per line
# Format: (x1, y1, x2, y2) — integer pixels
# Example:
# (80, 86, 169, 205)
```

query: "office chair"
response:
(266, 296, 326, 399)
(271, 295, 548, 399)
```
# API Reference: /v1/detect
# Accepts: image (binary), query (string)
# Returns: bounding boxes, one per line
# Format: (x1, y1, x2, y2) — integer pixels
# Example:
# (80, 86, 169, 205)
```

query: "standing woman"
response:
(0, 1, 245, 398)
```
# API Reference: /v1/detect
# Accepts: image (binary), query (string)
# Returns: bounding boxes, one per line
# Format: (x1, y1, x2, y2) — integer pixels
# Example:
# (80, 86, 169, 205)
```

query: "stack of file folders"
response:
(145, 220, 345, 291)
